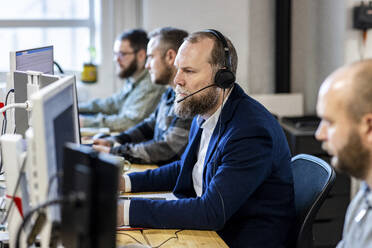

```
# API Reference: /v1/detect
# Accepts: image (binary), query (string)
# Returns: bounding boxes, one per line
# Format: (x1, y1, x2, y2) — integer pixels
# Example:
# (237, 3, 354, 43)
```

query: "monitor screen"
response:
(61, 143, 119, 248)
(13, 46, 54, 74)
(28, 75, 80, 223)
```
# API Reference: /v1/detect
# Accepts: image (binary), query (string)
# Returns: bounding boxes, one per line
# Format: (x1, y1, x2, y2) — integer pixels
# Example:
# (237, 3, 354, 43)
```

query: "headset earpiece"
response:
(214, 68, 235, 89)
(205, 29, 235, 89)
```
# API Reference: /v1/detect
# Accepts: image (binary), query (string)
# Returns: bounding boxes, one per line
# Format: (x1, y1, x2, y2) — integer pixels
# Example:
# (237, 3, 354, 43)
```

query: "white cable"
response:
(0, 101, 31, 114)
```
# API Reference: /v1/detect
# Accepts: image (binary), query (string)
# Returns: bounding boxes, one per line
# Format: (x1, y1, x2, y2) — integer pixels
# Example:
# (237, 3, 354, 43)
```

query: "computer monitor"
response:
(5, 46, 54, 135)
(61, 143, 119, 248)
(10, 46, 54, 74)
(13, 71, 60, 136)
(27, 75, 80, 223)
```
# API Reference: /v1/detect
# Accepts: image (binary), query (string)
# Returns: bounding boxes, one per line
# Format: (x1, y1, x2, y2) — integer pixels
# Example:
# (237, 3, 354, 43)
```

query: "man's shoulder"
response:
(229, 92, 277, 127)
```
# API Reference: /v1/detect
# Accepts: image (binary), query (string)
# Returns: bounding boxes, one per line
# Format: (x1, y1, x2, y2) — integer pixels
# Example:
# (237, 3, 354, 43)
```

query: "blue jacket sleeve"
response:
(128, 160, 182, 192)
(128, 127, 275, 230)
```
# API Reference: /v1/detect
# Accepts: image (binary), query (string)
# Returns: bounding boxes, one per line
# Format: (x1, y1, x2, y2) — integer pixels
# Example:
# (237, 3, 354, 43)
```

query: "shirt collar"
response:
(362, 182, 372, 203)
(166, 87, 175, 105)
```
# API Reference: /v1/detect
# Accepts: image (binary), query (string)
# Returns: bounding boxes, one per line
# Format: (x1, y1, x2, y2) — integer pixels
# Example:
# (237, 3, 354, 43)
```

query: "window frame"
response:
(0, 0, 96, 73)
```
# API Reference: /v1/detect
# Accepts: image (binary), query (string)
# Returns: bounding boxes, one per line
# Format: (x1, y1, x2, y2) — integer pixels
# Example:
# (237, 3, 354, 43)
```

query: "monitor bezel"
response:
(29, 75, 80, 208)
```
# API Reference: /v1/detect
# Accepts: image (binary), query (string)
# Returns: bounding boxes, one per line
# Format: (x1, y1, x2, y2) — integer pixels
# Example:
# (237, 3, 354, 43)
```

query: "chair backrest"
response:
(291, 154, 336, 248)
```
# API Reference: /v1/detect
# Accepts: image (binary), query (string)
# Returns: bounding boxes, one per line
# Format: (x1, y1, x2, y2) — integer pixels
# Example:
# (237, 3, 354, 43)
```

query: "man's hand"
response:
(92, 144, 111, 153)
(117, 201, 124, 226)
(93, 138, 113, 147)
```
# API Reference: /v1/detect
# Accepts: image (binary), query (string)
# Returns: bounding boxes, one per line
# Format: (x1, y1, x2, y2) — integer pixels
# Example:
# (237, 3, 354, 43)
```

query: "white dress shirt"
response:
(192, 91, 231, 196)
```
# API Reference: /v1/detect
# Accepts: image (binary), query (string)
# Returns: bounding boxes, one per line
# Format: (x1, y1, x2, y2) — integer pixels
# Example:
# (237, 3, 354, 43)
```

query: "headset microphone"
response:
(176, 84, 216, 103)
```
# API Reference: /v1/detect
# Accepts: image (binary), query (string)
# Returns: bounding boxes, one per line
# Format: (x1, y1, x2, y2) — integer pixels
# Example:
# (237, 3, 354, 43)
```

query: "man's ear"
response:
(136, 49, 147, 62)
(165, 49, 177, 65)
(361, 113, 372, 144)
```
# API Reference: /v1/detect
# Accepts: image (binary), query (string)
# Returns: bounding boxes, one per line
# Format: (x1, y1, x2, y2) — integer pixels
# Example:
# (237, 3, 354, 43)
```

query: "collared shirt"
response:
(110, 87, 192, 165)
(192, 89, 232, 196)
(336, 182, 372, 248)
(79, 70, 165, 132)
(192, 110, 221, 196)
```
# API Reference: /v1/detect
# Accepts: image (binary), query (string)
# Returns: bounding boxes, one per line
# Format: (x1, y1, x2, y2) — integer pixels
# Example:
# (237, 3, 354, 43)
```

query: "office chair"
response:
(291, 154, 336, 248)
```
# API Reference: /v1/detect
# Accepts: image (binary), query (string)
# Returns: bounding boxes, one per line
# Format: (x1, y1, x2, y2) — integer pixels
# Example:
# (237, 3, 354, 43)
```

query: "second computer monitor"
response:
(28, 74, 80, 222)
(13, 71, 60, 136)
(10, 46, 54, 74)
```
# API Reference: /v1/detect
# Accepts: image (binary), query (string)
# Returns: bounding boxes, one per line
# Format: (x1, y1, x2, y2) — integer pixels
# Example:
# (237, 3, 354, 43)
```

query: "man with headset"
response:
(92, 27, 193, 165)
(117, 30, 295, 247)
(315, 60, 372, 247)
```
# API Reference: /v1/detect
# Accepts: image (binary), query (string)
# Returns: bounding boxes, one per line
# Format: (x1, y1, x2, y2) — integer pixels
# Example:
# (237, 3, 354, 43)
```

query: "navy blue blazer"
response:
(128, 84, 295, 247)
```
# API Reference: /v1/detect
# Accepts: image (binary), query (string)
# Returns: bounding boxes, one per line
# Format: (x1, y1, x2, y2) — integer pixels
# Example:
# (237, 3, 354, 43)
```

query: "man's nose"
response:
(174, 70, 184, 86)
(315, 121, 327, 141)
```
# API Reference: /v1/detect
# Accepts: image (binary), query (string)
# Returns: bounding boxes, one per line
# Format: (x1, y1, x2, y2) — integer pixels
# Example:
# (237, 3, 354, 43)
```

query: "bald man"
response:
(315, 60, 372, 247)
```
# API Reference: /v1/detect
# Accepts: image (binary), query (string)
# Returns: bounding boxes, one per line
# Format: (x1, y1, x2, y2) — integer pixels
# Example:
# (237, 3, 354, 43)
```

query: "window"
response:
(0, 0, 100, 72)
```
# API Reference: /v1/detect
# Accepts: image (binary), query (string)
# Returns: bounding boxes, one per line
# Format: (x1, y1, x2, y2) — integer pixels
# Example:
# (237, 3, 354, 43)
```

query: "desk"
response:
(117, 229, 228, 247)
(117, 164, 228, 248)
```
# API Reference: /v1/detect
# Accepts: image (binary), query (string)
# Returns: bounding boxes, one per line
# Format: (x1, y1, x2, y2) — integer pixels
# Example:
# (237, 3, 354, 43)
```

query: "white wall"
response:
(86, 0, 143, 100)
(90, 0, 276, 99)
(95, 0, 372, 115)
(142, 0, 250, 93)
(142, 0, 276, 95)
(291, 0, 347, 114)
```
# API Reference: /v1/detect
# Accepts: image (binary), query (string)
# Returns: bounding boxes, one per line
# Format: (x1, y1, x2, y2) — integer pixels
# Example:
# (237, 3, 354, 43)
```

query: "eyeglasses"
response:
(114, 50, 138, 58)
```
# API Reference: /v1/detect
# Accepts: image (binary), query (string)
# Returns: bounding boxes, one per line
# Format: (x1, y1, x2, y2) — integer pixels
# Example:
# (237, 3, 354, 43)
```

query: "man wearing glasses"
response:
(79, 29, 165, 132)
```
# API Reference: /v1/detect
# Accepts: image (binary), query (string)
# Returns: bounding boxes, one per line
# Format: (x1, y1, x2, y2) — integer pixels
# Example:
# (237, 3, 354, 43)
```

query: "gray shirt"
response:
(336, 182, 372, 248)
(79, 70, 165, 132)
(110, 87, 192, 165)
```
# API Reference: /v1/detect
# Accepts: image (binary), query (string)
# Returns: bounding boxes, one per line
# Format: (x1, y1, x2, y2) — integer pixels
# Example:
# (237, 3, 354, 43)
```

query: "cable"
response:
(0, 145, 4, 176)
(148, 229, 183, 248)
(15, 198, 63, 248)
(117, 231, 145, 246)
(53, 61, 64, 74)
(212, 88, 227, 176)
(1, 89, 14, 135)
(209, 87, 229, 226)
(0, 89, 16, 174)
(117, 229, 183, 248)
(46, 171, 63, 197)
(15, 193, 85, 248)
(358, 30, 368, 60)
(0, 153, 27, 225)
(0, 102, 29, 114)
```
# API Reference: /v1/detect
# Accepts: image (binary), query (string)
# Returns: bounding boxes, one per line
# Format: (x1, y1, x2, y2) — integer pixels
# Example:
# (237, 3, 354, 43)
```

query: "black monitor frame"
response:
(61, 143, 119, 248)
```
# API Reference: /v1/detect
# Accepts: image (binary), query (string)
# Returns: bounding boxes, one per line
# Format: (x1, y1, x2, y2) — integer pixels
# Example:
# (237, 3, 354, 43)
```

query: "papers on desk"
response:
(119, 192, 177, 201)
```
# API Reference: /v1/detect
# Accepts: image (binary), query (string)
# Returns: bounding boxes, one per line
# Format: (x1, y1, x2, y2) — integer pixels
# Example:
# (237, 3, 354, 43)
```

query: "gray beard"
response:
(174, 86, 219, 119)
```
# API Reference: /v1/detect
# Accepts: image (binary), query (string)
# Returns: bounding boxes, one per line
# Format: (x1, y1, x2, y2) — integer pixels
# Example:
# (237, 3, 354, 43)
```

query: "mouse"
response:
(92, 132, 110, 140)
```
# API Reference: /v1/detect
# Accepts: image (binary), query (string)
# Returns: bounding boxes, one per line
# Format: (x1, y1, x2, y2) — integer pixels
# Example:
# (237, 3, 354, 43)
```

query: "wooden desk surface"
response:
(117, 229, 228, 247)
(117, 164, 228, 248)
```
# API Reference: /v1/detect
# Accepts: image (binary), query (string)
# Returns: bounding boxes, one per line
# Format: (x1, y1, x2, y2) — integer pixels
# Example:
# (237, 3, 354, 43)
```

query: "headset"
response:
(176, 29, 236, 103)
(205, 29, 236, 89)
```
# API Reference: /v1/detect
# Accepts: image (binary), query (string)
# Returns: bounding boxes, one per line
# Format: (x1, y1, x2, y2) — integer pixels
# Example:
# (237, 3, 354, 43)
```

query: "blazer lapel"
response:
(203, 84, 245, 174)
